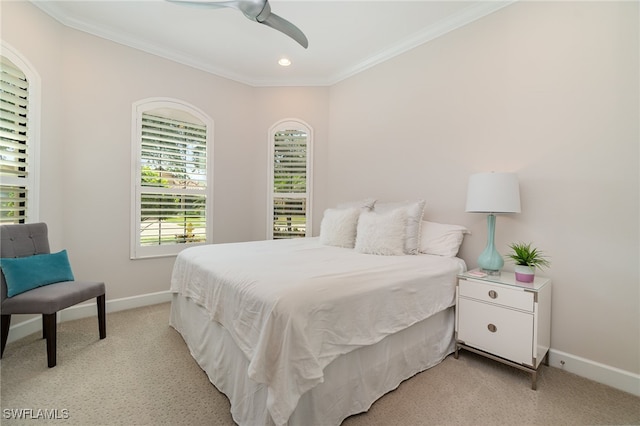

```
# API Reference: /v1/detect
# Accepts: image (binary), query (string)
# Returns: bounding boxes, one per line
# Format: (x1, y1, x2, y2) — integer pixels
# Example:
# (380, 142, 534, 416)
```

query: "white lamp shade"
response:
(466, 172, 521, 213)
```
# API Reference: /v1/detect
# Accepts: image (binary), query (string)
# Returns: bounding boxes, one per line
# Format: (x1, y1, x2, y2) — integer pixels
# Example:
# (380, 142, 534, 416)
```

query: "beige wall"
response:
(2, 2, 331, 301)
(2, 1, 638, 376)
(328, 1, 639, 374)
(56, 30, 262, 298)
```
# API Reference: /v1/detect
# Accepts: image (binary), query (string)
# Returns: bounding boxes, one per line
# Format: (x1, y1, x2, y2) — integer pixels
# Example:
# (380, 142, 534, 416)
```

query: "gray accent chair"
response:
(0, 222, 106, 367)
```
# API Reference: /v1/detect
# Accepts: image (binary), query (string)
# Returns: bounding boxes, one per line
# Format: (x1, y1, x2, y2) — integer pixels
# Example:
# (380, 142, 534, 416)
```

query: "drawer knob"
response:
(487, 323, 497, 333)
(488, 290, 498, 299)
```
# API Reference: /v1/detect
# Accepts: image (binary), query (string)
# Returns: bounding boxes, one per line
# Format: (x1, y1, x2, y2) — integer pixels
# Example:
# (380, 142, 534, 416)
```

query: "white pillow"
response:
(319, 207, 361, 248)
(375, 200, 426, 255)
(354, 209, 408, 256)
(419, 221, 470, 257)
(336, 198, 377, 211)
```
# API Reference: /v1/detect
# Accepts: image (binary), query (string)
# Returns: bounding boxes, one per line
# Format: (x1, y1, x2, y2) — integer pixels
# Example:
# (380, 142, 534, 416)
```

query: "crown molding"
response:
(31, 1, 255, 84)
(326, 1, 515, 86)
(31, 0, 515, 87)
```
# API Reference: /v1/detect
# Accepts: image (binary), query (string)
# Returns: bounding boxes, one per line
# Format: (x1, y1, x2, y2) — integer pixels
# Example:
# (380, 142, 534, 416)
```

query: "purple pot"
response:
(515, 265, 535, 283)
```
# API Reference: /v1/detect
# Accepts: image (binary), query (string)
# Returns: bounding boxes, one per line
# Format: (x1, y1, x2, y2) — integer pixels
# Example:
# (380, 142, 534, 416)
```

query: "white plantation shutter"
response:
(0, 56, 31, 224)
(268, 120, 313, 239)
(132, 100, 213, 258)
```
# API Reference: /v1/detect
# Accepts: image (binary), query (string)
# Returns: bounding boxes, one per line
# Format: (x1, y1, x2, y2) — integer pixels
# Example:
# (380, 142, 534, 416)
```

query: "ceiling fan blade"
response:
(168, 1, 264, 17)
(166, 0, 228, 10)
(168, 0, 308, 48)
(259, 13, 308, 49)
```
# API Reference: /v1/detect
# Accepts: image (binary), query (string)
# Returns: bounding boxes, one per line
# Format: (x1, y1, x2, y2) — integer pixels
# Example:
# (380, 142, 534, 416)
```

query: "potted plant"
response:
(506, 242, 550, 283)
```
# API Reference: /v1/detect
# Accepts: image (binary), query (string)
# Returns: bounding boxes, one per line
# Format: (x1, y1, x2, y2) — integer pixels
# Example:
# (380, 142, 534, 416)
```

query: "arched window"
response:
(267, 119, 313, 239)
(0, 45, 41, 224)
(131, 98, 213, 258)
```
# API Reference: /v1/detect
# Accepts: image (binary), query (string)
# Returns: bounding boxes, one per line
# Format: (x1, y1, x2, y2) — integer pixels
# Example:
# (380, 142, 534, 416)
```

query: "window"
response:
(267, 119, 313, 239)
(0, 48, 40, 224)
(131, 99, 213, 258)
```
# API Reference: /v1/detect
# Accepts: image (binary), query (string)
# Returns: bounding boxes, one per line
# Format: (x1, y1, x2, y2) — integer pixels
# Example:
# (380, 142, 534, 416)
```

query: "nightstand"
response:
(454, 269, 552, 390)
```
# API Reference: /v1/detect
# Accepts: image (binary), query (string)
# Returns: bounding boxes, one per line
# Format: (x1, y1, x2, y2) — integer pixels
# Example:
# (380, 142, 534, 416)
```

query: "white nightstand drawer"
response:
(457, 297, 534, 366)
(459, 279, 534, 312)
(455, 271, 551, 389)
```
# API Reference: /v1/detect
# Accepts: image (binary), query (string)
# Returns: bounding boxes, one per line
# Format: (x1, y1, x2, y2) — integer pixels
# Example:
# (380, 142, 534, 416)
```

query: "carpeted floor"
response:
(1, 302, 638, 425)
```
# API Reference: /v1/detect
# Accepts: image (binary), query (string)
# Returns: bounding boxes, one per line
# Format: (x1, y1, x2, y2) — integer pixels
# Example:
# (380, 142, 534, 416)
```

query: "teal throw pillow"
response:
(0, 250, 75, 297)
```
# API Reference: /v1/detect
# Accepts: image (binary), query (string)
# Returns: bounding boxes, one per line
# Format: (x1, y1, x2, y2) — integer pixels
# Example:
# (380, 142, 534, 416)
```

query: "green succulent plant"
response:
(506, 242, 550, 270)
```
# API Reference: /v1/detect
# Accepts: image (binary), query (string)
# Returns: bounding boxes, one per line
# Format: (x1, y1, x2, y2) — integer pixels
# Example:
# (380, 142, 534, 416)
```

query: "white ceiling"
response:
(32, 0, 513, 87)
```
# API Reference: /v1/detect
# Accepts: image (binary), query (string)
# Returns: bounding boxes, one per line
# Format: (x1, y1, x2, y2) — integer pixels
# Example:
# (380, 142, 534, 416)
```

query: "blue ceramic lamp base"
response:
(477, 214, 504, 275)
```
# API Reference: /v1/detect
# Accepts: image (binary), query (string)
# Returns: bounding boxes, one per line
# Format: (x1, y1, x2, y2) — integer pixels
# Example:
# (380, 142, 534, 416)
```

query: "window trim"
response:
(1, 42, 41, 224)
(130, 98, 213, 259)
(267, 119, 313, 239)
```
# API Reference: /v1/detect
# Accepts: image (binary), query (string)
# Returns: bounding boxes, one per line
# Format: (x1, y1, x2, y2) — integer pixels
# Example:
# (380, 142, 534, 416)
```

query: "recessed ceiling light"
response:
(278, 58, 292, 67)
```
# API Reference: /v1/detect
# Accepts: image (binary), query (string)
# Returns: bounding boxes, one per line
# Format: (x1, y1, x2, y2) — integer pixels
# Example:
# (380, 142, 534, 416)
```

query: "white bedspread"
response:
(170, 237, 465, 426)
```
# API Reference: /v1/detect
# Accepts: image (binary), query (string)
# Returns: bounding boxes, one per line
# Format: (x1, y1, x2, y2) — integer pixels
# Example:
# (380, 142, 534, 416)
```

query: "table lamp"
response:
(465, 172, 521, 275)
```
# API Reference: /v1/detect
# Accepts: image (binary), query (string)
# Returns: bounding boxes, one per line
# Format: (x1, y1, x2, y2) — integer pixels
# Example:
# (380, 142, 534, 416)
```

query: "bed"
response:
(169, 203, 468, 426)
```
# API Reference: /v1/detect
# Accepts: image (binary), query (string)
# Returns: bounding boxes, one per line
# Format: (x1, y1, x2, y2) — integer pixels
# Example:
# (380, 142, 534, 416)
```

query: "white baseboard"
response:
(5, 290, 173, 344)
(5, 294, 639, 397)
(548, 349, 640, 397)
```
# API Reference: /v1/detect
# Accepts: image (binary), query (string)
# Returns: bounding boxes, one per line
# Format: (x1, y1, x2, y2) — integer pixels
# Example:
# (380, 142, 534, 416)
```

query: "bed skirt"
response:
(169, 293, 455, 426)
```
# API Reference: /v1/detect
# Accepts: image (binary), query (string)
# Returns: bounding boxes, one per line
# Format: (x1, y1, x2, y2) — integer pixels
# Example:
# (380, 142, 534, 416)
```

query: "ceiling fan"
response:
(167, 0, 308, 48)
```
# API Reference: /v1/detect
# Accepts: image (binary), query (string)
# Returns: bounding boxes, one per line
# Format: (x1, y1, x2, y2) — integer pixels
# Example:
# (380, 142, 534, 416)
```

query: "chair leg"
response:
(1, 314, 10, 358)
(97, 294, 106, 339)
(43, 313, 57, 368)
(42, 315, 47, 339)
